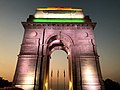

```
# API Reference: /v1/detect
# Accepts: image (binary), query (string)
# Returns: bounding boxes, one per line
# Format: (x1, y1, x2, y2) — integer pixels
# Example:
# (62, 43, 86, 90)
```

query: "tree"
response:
(104, 79, 120, 90)
(0, 77, 12, 88)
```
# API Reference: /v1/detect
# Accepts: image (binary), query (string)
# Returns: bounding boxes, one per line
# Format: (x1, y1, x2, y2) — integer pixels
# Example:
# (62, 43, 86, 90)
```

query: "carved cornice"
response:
(22, 22, 96, 30)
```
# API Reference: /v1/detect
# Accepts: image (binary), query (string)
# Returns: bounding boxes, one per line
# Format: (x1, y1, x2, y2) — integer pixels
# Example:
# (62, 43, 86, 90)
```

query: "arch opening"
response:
(49, 50, 69, 90)
(44, 35, 73, 90)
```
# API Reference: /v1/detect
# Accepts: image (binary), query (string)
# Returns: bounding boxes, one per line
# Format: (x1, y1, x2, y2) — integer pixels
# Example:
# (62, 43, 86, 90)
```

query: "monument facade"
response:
(13, 7, 104, 90)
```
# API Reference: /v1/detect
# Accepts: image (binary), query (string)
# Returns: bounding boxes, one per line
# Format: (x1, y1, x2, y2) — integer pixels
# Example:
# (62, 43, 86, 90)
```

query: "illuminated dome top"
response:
(34, 7, 84, 19)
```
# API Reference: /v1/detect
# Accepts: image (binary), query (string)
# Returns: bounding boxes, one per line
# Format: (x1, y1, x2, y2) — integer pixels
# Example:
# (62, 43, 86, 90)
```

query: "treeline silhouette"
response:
(104, 79, 120, 90)
(0, 77, 120, 90)
(0, 77, 12, 88)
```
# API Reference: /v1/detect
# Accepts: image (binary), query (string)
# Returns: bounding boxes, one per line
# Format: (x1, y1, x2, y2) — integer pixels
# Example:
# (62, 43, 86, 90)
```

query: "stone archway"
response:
(43, 33, 74, 90)
(13, 7, 104, 90)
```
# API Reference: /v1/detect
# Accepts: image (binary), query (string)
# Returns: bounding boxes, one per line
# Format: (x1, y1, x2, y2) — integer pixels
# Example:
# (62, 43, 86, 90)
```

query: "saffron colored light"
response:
(33, 18, 85, 23)
(69, 81, 72, 90)
(45, 82, 48, 88)
(36, 7, 82, 11)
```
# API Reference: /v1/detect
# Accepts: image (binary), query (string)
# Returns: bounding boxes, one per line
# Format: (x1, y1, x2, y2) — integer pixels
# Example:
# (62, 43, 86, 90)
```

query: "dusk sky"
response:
(0, 0, 120, 83)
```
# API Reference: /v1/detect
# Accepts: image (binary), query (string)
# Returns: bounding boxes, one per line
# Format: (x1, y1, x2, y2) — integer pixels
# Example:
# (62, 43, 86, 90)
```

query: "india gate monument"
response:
(13, 7, 104, 90)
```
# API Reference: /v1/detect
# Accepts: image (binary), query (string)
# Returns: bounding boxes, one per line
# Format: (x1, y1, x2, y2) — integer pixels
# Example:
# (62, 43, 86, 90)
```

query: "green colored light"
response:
(33, 18, 85, 23)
